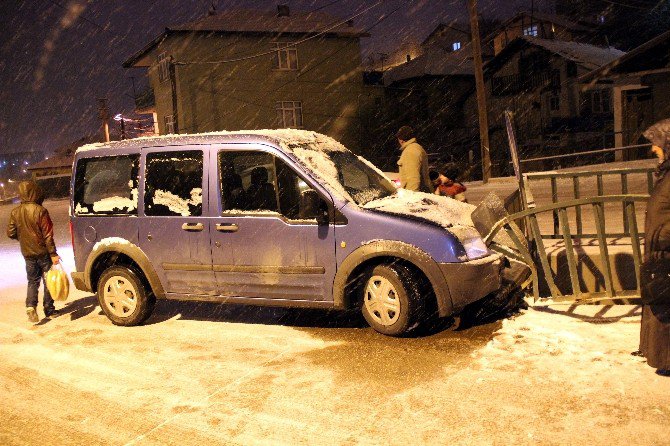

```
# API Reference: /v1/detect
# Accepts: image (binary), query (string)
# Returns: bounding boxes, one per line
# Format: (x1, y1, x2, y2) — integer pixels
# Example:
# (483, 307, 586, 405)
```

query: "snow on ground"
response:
(1, 198, 669, 445)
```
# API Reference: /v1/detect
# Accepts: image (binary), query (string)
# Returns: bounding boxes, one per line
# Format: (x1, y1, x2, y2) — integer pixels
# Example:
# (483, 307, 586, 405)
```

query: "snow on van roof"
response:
(76, 129, 355, 201)
(75, 129, 337, 153)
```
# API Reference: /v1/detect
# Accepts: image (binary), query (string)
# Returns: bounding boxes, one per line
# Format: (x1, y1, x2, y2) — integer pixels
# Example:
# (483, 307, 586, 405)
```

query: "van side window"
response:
(219, 151, 319, 220)
(145, 151, 203, 216)
(73, 155, 139, 215)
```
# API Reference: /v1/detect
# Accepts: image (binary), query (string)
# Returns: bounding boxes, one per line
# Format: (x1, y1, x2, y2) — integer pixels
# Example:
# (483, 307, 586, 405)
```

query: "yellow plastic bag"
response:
(46, 264, 70, 302)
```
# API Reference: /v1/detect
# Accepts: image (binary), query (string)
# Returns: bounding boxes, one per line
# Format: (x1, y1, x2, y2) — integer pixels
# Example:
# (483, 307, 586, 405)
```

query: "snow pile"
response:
(153, 188, 202, 216)
(91, 189, 139, 213)
(474, 306, 643, 376)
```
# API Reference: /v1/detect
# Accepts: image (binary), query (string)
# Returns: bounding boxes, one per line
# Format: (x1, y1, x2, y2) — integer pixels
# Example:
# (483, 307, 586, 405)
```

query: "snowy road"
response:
(1, 200, 670, 445)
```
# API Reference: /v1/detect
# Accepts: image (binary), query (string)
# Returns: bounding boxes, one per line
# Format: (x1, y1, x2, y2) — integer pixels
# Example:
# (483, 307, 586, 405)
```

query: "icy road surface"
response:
(1, 200, 669, 445)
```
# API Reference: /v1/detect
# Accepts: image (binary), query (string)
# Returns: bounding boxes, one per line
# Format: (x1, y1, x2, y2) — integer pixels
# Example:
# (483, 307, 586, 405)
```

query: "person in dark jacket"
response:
(6, 181, 61, 323)
(639, 118, 670, 376)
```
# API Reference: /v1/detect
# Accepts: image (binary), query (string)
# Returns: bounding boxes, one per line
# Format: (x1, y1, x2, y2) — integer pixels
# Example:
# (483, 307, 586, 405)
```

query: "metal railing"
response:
(525, 167, 655, 238)
(484, 195, 647, 304)
(483, 111, 651, 305)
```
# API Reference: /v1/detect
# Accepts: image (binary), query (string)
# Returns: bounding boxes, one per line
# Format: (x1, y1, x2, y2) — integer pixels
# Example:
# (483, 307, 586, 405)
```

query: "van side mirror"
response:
(301, 190, 330, 224)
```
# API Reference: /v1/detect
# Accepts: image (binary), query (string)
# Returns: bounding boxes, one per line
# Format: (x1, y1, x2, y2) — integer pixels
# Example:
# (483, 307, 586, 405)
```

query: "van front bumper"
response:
(71, 272, 92, 293)
(439, 254, 503, 313)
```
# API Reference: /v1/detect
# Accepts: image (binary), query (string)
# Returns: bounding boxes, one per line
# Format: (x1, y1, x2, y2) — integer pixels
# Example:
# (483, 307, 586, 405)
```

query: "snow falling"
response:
(2, 1, 670, 445)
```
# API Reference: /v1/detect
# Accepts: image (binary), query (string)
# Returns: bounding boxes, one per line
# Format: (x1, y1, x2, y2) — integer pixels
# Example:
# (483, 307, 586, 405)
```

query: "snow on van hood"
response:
(364, 189, 474, 228)
(362, 189, 486, 245)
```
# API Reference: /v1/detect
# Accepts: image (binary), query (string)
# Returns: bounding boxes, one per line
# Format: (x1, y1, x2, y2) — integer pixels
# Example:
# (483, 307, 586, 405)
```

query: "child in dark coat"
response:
(6, 181, 61, 322)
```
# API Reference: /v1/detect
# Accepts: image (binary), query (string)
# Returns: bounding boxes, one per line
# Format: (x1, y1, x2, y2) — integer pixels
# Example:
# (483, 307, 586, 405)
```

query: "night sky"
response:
(0, 0, 548, 156)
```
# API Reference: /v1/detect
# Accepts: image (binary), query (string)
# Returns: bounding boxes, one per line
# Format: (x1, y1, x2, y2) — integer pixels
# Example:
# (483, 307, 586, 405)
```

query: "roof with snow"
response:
(485, 36, 625, 75)
(124, 9, 368, 68)
(383, 45, 474, 84)
(580, 29, 670, 83)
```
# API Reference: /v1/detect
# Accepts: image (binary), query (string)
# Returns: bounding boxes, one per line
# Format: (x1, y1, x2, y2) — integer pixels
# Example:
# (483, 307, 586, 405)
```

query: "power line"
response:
(45, 0, 112, 34)
(176, 0, 384, 65)
(180, 1, 405, 131)
(308, 0, 348, 13)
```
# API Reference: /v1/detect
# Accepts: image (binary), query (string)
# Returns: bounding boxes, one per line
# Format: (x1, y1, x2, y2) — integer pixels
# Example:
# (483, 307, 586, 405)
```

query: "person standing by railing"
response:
(637, 118, 670, 376)
(395, 126, 432, 193)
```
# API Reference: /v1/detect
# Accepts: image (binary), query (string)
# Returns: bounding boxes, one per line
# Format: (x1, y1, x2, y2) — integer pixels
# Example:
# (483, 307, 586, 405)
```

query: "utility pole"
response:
(97, 98, 110, 142)
(468, 0, 491, 182)
(120, 115, 126, 140)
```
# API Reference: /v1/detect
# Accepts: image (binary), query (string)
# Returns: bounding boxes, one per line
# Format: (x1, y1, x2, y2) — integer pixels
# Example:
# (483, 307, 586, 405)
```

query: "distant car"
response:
(69, 130, 502, 336)
(383, 171, 401, 188)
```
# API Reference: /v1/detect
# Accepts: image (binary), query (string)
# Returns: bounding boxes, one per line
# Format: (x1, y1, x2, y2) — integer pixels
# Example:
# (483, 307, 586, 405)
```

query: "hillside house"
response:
(581, 30, 670, 160)
(492, 12, 600, 55)
(468, 37, 624, 176)
(123, 6, 370, 151)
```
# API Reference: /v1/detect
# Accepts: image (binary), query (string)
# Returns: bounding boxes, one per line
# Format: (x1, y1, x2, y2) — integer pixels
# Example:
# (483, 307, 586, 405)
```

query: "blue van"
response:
(69, 130, 502, 336)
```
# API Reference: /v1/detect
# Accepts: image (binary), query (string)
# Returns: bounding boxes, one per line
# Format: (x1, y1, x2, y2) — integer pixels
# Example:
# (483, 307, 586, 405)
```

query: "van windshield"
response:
(327, 151, 397, 206)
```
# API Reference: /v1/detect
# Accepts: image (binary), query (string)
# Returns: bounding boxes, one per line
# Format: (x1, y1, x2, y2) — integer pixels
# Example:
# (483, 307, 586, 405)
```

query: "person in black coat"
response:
(639, 118, 670, 376)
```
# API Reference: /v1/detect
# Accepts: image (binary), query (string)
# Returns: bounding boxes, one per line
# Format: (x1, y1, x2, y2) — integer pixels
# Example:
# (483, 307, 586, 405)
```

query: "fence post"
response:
(551, 177, 559, 236)
(573, 176, 582, 236)
(622, 173, 629, 235)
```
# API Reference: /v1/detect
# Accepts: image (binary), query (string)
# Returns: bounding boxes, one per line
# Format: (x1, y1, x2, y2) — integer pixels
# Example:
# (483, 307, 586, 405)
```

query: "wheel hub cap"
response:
(102, 276, 138, 317)
(364, 275, 401, 326)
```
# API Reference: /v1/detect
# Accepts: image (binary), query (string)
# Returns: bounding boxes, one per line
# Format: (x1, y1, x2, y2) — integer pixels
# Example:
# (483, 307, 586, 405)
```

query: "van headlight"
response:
(447, 226, 491, 261)
(462, 236, 490, 260)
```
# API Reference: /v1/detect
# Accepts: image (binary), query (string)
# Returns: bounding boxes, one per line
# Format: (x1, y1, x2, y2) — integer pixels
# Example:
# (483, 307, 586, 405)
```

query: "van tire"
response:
(97, 266, 155, 326)
(360, 264, 423, 336)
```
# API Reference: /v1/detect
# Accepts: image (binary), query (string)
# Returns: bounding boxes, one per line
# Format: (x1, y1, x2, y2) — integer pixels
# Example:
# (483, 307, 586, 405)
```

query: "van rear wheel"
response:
(97, 266, 155, 326)
(360, 264, 423, 336)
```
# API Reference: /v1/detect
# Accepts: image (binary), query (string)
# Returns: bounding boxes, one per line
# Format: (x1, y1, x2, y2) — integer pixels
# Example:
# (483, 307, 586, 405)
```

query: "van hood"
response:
(362, 190, 492, 259)
(363, 189, 475, 231)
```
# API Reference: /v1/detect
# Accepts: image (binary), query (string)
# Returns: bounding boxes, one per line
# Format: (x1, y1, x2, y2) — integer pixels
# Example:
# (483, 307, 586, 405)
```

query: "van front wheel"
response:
(97, 266, 154, 326)
(360, 264, 423, 336)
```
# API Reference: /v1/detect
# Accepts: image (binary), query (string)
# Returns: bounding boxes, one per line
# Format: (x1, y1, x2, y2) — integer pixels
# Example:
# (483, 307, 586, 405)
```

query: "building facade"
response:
(123, 7, 370, 151)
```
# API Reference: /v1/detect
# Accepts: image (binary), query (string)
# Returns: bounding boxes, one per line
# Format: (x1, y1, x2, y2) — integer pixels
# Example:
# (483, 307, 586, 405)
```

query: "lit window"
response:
(523, 25, 538, 37)
(164, 114, 175, 134)
(598, 15, 606, 24)
(276, 101, 303, 128)
(272, 42, 299, 70)
(157, 52, 170, 83)
(452, 41, 461, 51)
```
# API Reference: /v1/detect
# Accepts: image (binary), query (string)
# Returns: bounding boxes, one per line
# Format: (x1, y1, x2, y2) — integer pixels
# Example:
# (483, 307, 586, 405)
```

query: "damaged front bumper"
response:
(439, 253, 504, 313)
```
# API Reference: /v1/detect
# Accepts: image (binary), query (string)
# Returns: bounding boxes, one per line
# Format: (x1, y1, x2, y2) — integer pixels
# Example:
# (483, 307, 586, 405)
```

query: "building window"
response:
(158, 52, 170, 83)
(272, 42, 299, 70)
(276, 101, 303, 128)
(523, 24, 538, 37)
(452, 41, 461, 51)
(549, 93, 560, 111)
(582, 89, 612, 114)
(598, 15, 606, 24)
(164, 114, 175, 134)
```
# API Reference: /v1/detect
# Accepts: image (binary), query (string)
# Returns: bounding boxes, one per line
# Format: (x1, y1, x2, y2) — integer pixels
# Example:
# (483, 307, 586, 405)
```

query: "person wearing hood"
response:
(396, 125, 432, 193)
(6, 181, 61, 323)
(638, 118, 670, 376)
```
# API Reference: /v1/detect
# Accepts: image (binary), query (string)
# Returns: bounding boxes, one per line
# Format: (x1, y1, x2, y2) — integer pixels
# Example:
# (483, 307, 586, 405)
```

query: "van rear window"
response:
(73, 155, 139, 216)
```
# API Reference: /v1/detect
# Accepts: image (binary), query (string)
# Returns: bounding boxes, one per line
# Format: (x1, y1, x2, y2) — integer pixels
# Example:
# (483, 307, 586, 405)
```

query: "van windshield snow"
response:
(327, 151, 397, 206)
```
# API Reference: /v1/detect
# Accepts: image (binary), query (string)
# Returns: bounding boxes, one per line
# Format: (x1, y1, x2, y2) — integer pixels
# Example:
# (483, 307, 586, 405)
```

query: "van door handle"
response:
(216, 223, 239, 233)
(182, 222, 204, 232)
